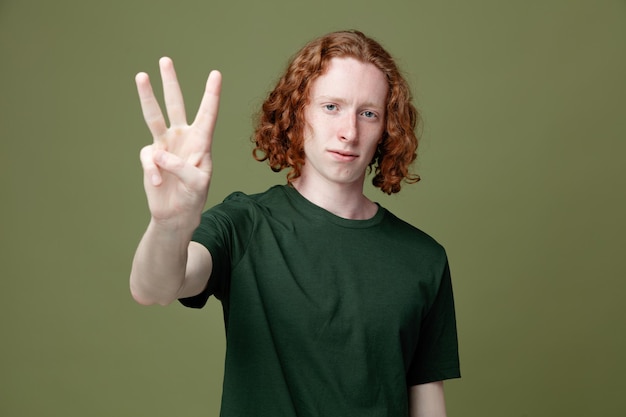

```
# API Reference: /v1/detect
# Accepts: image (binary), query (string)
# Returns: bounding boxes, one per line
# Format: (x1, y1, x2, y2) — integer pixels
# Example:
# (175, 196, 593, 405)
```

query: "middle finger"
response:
(159, 57, 188, 127)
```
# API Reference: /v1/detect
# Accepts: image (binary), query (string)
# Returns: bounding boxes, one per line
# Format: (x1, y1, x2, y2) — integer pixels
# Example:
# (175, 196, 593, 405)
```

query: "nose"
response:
(339, 113, 357, 142)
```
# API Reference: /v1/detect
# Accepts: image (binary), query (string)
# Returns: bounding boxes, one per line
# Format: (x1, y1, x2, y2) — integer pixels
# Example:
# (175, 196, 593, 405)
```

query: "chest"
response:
(228, 221, 440, 347)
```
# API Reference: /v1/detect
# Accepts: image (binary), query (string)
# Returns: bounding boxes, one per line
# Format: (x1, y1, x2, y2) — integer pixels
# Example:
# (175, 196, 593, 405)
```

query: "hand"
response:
(135, 57, 222, 229)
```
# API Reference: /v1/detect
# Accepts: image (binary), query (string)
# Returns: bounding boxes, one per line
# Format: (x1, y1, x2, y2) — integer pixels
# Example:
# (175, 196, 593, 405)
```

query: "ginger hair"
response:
(253, 30, 420, 194)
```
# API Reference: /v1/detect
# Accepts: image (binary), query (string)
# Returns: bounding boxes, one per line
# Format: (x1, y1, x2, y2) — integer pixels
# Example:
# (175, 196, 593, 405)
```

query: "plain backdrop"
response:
(1, 1, 625, 416)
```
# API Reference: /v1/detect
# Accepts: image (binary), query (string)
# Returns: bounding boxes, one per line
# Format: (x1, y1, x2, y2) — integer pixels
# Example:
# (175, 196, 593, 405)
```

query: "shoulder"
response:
(381, 209, 441, 245)
(194, 187, 289, 253)
(201, 185, 290, 226)
(209, 185, 284, 209)
(379, 208, 447, 260)
(220, 184, 288, 208)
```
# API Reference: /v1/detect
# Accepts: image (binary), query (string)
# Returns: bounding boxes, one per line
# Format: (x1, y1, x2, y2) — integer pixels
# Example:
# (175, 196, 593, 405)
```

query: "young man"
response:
(130, 30, 460, 417)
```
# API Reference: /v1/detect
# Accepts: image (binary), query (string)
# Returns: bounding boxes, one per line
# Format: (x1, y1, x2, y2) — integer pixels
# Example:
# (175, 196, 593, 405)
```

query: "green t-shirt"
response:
(181, 185, 460, 416)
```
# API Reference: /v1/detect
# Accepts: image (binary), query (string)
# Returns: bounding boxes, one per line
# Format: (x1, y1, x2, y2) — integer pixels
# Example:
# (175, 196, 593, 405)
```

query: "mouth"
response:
(328, 149, 359, 160)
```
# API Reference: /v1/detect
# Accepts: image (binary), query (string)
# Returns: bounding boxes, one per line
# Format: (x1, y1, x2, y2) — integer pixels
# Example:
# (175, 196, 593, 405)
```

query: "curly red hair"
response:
(253, 30, 420, 194)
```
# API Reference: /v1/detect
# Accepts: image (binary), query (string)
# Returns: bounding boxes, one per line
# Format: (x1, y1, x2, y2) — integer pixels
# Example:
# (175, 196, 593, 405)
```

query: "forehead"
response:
(308, 57, 388, 107)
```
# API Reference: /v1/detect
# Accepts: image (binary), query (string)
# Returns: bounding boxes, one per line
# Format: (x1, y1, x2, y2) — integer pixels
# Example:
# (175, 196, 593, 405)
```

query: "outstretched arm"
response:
(409, 381, 448, 417)
(130, 57, 222, 306)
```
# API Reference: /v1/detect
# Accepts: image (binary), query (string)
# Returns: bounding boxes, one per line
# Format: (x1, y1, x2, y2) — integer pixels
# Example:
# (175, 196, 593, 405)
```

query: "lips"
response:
(328, 149, 358, 160)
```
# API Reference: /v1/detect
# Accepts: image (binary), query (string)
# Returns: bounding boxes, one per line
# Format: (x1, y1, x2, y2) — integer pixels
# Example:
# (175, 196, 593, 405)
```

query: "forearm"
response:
(130, 219, 195, 306)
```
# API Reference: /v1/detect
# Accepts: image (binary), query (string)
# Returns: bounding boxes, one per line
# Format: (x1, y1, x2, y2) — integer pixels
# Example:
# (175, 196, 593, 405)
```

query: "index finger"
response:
(135, 72, 168, 141)
(192, 70, 222, 147)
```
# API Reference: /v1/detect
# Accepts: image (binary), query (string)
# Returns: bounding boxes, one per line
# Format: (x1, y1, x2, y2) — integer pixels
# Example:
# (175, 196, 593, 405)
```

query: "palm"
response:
(136, 58, 222, 225)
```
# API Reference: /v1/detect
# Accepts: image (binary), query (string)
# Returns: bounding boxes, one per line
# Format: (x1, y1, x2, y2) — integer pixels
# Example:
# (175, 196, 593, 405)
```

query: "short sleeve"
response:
(178, 208, 233, 309)
(178, 192, 257, 309)
(406, 261, 461, 385)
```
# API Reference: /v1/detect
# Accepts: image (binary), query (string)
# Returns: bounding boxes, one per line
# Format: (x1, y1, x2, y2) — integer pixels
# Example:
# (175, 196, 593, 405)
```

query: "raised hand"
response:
(135, 57, 222, 229)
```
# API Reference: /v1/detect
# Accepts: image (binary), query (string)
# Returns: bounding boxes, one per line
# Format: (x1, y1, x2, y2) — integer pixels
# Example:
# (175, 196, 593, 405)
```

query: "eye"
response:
(361, 110, 377, 119)
(324, 104, 338, 112)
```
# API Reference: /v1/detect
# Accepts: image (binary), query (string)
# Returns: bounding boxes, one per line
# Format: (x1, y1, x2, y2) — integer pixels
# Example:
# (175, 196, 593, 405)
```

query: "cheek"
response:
(364, 130, 384, 160)
(367, 125, 385, 146)
(301, 124, 314, 153)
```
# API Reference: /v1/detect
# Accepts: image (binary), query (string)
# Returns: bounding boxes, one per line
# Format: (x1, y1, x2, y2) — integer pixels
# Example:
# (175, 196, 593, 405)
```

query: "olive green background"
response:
(1, 0, 625, 416)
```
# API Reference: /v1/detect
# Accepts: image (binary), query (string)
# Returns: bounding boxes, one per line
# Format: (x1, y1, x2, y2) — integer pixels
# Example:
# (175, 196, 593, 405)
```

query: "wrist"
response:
(147, 214, 200, 240)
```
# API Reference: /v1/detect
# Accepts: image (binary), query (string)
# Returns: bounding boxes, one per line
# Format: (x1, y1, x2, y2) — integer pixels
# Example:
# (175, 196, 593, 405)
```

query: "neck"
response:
(290, 177, 378, 220)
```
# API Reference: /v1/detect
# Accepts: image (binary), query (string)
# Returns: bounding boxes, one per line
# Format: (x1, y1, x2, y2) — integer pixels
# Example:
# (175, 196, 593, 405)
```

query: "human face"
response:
(300, 57, 388, 190)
